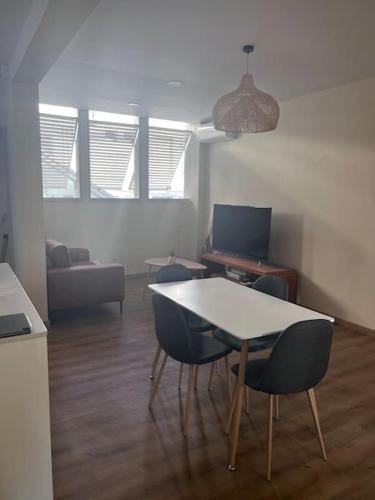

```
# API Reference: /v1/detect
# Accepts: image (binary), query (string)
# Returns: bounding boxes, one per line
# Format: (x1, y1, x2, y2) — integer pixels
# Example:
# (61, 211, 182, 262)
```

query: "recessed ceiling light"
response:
(167, 80, 182, 88)
(127, 102, 139, 107)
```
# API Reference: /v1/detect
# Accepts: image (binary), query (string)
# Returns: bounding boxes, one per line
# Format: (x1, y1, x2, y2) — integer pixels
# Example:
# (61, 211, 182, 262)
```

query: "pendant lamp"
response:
(213, 45, 280, 133)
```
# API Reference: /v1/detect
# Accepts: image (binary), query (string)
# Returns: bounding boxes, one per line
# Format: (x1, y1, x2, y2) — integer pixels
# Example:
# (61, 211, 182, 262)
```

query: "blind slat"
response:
(148, 127, 191, 192)
(89, 120, 138, 191)
(40, 114, 78, 190)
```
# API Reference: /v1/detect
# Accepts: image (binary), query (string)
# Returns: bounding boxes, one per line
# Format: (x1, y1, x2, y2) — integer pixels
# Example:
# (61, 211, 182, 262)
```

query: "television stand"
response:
(200, 252, 298, 303)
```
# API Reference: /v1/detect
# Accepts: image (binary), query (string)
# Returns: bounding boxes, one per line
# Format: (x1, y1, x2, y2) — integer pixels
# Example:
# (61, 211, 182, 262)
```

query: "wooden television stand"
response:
(200, 252, 298, 303)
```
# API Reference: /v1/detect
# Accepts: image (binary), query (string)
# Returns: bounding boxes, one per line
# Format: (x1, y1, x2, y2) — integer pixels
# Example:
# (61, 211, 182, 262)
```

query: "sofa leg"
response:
(120, 301, 124, 315)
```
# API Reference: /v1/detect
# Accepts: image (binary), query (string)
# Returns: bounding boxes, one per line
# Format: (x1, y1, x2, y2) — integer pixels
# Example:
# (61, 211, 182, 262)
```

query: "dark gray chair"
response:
(157, 264, 214, 333)
(149, 294, 232, 435)
(230, 319, 333, 480)
(150, 264, 214, 381)
(156, 263, 192, 283)
(217, 275, 289, 419)
(214, 275, 289, 353)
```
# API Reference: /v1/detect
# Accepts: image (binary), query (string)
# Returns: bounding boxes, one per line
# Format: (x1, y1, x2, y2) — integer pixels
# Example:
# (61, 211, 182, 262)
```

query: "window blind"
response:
(148, 127, 191, 191)
(89, 120, 139, 190)
(40, 114, 78, 189)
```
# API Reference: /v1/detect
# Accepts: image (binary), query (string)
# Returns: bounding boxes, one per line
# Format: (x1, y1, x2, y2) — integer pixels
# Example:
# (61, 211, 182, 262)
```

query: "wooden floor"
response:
(48, 276, 375, 500)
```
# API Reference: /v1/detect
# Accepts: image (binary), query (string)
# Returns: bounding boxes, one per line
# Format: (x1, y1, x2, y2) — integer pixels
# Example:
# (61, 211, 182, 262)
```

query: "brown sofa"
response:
(46, 239, 125, 313)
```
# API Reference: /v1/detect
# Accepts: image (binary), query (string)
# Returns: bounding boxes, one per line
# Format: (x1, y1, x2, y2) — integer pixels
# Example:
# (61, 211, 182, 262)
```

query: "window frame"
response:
(39, 104, 80, 200)
(39, 106, 194, 203)
(88, 110, 140, 200)
(147, 123, 191, 200)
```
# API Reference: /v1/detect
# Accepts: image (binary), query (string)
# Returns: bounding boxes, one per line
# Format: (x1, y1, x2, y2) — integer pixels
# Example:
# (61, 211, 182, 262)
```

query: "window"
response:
(40, 106, 193, 201)
(89, 110, 139, 198)
(148, 118, 191, 199)
(39, 104, 79, 198)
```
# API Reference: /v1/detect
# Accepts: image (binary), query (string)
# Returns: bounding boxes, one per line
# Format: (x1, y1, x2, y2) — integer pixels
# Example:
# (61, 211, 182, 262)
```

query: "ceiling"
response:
(39, 0, 375, 121)
(0, 0, 33, 66)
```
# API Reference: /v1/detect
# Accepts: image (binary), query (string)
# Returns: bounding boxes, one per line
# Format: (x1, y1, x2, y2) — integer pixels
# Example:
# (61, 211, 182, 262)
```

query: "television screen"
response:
(212, 204, 272, 260)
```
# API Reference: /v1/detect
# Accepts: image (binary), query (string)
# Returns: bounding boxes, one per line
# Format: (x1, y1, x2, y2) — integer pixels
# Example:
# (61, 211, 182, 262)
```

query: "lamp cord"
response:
(243, 44, 254, 74)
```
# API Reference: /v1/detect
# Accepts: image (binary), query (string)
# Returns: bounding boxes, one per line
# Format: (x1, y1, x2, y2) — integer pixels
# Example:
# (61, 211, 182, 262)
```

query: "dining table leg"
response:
(229, 340, 248, 471)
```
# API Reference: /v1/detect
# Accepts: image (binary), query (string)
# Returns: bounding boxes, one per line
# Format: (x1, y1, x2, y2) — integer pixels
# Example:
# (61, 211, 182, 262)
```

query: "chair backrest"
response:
(156, 264, 192, 284)
(258, 319, 333, 394)
(253, 275, 289, 301)
(152, 294, 196, 364)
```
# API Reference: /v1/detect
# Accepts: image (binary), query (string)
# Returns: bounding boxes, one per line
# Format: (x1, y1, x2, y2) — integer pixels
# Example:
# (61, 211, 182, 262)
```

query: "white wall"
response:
(44, 199, 196, 274)
(0, 77, 5, 126)
(202, 76, 375, 331)
(6, 81, 48, 320)
(0, 78, 9, 247)
(0, 126, 9, 256)
(43, 116, 200, 274)
(0, 1, 102, 320)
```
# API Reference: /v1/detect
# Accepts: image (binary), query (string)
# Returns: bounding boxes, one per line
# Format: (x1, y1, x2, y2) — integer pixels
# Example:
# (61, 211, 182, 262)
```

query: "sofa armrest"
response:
(47, 263, 125, 311)
(69, 247, 90, 262)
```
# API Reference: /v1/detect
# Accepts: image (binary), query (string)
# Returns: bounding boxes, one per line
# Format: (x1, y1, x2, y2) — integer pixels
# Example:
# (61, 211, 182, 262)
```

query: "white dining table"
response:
(149, 277, 334, 469)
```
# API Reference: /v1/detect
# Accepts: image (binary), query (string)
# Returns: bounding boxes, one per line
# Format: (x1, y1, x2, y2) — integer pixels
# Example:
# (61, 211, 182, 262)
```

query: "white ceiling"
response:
(40, 0, 375, 121)
(0, 0, 33, 65)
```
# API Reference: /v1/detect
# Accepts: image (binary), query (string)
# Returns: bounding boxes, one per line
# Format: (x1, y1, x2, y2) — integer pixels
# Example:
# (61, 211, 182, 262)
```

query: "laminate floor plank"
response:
(48, 276, 375, 499)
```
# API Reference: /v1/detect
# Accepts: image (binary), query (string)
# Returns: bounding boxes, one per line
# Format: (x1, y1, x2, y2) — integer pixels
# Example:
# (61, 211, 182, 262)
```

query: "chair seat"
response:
(231, 358, 268, 390)
(213, 329, 279, 353)
(185, 310, 214, 333)
(192, 334, 232, 365)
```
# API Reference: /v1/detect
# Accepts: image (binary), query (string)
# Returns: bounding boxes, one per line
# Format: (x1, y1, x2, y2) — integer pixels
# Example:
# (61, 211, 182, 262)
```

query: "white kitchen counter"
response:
(0, 263, 53, 500)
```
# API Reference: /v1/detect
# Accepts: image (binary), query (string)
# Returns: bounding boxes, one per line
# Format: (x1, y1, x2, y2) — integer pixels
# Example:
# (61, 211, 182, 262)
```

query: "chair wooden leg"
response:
(267, 395, 274, 481)
(274, 395, 279, 420)
(245, 387, 250, 415)
(216, 358, 222, 376)
(150, 344, 162, 380)
(224, 356, 232, 400)
(183, 365, 195, 436)
(194, 365, 199, 390)
(148, 352, 168, 408)
(307, 388, 327, 461)
(178, 363, 184, 389)
(208, 362, 215, 390)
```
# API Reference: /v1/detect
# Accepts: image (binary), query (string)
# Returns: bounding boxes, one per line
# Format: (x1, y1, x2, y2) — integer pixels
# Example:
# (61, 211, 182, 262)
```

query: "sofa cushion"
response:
(46, 239, 72, 268)
(69, 247, 90, 263)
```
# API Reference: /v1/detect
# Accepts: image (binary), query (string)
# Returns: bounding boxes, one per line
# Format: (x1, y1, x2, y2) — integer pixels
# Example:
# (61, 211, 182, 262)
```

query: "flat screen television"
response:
(212, 204, 272, 260)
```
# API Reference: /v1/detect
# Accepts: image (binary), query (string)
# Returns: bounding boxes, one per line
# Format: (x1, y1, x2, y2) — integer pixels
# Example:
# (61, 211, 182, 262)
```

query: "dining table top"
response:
(149, 277, 334, 341)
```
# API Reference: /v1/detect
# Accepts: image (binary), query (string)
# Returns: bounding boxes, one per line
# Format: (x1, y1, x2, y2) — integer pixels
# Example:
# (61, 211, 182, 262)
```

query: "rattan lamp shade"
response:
(213, 45, 280, 133)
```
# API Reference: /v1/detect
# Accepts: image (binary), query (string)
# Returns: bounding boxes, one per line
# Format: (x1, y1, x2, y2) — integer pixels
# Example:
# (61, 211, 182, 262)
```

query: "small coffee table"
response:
(143, 257, 207, 299)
